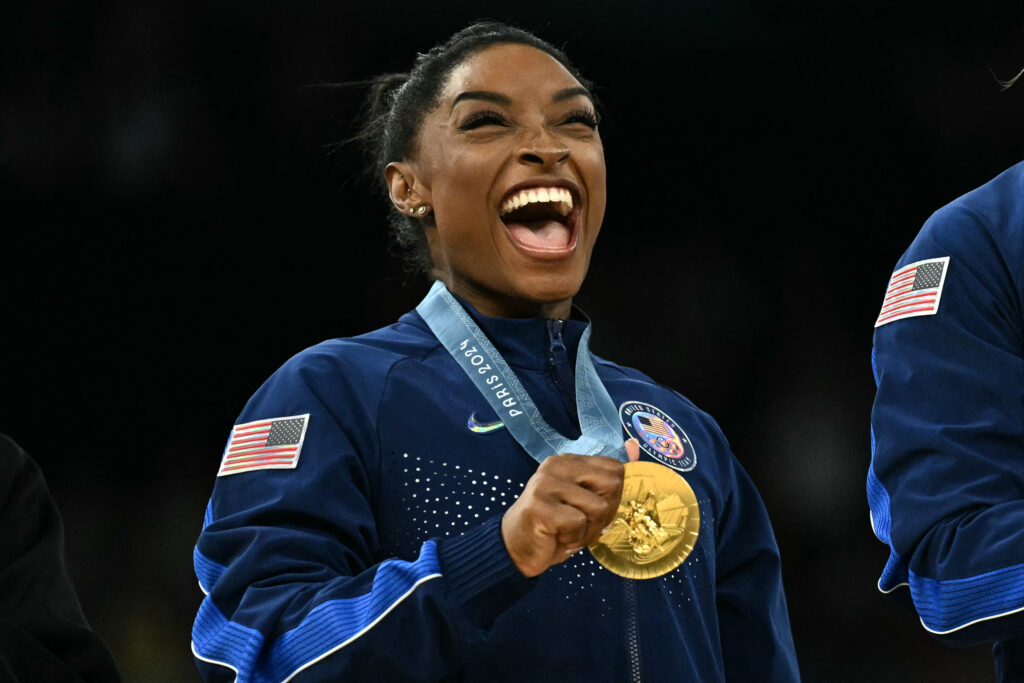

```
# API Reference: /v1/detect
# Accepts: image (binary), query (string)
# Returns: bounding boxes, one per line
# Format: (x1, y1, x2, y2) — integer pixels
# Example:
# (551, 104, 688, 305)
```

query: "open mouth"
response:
(499, 185, 579, 255)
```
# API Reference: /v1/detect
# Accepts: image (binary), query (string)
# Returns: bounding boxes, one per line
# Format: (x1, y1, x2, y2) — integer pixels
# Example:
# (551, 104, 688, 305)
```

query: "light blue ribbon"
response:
(416, 280, 626, 464)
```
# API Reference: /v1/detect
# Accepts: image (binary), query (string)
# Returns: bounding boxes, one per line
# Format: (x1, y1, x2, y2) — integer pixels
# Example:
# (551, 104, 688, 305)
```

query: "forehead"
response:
(439, 43, 584, 102)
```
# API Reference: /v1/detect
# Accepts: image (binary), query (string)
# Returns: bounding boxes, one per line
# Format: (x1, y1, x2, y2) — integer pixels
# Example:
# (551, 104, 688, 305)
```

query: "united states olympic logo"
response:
(619, 401, 696, 472)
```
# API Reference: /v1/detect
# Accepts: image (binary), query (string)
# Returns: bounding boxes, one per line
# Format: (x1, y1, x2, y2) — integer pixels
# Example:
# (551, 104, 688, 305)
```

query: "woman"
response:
(192, 22, 798, 682)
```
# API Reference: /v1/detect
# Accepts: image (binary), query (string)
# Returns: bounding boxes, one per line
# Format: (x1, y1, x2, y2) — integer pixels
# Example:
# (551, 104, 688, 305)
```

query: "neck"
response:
(444, 280, 573, 320)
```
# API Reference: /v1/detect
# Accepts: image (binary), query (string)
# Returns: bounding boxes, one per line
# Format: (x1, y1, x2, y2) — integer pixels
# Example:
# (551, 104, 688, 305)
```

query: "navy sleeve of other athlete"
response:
(191, 344, 533, 681)
(710, 425, 800, 681)
(869, 182, 1024, 646)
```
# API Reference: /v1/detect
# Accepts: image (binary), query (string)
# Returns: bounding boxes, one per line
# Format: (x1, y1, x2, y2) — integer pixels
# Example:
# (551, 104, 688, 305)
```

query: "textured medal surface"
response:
(589, 461, 700, 580)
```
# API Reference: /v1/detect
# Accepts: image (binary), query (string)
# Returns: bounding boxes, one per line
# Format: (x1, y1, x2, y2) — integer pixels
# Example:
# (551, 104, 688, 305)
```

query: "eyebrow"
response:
(552, 87, 593, 103)
(450, 91, 511, 112)
(449, 87, 594, 113)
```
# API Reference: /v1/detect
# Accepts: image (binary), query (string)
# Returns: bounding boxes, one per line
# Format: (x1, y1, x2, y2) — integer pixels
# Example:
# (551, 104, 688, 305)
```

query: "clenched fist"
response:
(501, 440, 640, 577)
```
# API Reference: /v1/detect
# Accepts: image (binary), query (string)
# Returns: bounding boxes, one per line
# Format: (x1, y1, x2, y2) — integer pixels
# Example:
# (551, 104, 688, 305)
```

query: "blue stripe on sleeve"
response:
(866, 464, 891, 545)
(868, 463, 910, 594)
(194, 546, 226, 595)
(192, 540, 443, 682)
(878, 549, 908, 594)
(867, 414, 911, 594)
(911, 561, 1024, 634)
(192, 596, 265, 682)
(261, 540, 443, 681)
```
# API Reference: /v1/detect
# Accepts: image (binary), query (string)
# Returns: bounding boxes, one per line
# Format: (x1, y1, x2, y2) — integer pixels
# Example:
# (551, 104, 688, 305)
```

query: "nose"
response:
(518, 128, 569, 167)
(519, 147, 570, 167)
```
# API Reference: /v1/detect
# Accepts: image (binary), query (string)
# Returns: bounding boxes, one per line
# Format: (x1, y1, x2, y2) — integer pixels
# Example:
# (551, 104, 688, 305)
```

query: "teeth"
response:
(500, 186, 575, 217)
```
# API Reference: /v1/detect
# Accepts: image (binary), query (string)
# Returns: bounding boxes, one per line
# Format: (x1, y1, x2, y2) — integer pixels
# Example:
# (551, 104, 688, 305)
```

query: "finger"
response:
(503, 492, 588, 576)
(558, 456, 623, 503)
(522, 477, 604, 549)
(625, 438, 640, 462)
(545, 455, 624, 533)
(546, 503, 589, 547)
(555, 494, 617, 548)
(533, 457, 621, 508)
(576, 462, 625, 531)
(543, 453, 624, 482)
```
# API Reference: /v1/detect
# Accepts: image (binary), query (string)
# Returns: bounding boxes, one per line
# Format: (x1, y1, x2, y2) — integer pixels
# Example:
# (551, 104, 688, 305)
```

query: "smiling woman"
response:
(190, 22, 799, 682)
(384, 42, 605, 319)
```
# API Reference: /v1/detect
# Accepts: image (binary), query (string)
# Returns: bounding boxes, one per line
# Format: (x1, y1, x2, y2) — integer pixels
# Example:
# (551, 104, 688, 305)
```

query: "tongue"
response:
(506, 219, 571, 249)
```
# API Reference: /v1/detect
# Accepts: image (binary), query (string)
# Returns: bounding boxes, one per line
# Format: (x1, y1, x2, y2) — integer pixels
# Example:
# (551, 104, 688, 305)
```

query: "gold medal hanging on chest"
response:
(588, 461, 700, 580)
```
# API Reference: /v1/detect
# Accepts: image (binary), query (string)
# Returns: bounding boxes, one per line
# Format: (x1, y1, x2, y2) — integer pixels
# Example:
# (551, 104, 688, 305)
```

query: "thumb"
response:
(625, 438, 640, 462)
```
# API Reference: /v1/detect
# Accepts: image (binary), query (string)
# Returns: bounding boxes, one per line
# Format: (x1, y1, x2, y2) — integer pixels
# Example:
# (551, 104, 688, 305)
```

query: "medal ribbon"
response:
(416, 280, 626, 464)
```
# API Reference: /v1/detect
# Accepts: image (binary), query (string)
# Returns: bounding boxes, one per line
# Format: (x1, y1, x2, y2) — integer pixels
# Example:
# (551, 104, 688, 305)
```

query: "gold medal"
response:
(588, 461, 700, 580)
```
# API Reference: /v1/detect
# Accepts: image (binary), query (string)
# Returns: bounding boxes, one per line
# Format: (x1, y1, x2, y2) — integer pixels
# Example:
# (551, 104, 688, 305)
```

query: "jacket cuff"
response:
(435, 516, 534, 627)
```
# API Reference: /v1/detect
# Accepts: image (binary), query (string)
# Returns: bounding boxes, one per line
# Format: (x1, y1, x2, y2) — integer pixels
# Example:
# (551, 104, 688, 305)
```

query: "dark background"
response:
(3, 1, 1024, 680)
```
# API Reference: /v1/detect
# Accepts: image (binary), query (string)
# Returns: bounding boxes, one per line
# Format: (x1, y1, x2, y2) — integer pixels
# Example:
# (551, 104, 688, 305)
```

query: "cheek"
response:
(430, 152, 496, 221)
(583, 152, 608, 215)
(575, 145, 607, 194)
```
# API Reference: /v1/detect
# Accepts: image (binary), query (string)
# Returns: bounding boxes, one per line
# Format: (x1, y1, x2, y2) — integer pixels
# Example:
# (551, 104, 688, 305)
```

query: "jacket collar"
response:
(405, 290, 589, 371)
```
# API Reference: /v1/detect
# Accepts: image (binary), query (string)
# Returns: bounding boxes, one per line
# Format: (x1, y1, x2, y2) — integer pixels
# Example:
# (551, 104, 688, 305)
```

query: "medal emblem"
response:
(619, 401, 696, 471)
(589, 461, 700, 579)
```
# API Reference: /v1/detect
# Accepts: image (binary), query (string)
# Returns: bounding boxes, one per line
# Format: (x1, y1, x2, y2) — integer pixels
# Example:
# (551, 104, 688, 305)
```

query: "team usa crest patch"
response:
(217, 414, 309, 477)
(619, 401, 696, 471)
(875, 256, 949, 327)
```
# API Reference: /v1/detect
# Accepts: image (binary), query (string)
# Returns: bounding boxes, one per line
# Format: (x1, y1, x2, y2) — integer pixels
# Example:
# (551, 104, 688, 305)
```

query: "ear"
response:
(385, 161, 429, 215)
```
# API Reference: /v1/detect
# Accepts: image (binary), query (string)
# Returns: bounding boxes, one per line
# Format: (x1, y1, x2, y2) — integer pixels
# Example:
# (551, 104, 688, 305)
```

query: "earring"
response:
(416, 206, 428, 215)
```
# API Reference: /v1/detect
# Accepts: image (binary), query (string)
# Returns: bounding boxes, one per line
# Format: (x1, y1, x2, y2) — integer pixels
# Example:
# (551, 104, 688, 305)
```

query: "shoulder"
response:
(873, 162, 1024, 340)
(594, 356, 729, 445)
(908, 161, 1024, 269)
(271, 314, 441, 390)
(234, 313, 444, 429)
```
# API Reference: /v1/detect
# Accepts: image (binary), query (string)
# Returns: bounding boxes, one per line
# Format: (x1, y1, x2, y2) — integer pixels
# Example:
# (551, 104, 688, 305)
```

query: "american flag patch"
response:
(217, 414, 309, 477)
(875, 257, 950, 328)
(639, 415, 672, 438)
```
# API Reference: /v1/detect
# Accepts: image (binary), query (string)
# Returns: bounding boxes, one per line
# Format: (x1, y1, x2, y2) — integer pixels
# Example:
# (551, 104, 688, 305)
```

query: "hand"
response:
(501, 442, 636, 578)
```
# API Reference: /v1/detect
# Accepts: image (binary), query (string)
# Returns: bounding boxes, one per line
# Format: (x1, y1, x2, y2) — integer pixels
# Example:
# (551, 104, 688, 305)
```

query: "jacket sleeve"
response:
(868, 201, 1024, 646)
(191, 347, 533, 682)
(712, 434, 800, 682)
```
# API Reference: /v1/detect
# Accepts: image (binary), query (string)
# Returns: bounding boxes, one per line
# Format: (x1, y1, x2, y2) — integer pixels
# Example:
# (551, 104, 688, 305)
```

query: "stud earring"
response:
(416, 206, 428, 215)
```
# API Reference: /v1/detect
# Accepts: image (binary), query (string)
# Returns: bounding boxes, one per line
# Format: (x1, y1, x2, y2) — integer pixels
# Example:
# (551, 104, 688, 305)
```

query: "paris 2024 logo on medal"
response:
(619, 401, 696, 472)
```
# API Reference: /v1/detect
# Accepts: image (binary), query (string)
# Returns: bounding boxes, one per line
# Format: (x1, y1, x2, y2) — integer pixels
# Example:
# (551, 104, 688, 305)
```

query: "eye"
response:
(458, 110, 510, 131)
(560, 108, 600, 129)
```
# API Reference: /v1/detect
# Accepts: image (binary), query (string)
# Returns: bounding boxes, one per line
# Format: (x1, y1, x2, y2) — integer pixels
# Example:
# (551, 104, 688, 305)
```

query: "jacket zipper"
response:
(626, 580, 642, 682)
(549, 320, 639, 678)
(546, 319, 577, 415)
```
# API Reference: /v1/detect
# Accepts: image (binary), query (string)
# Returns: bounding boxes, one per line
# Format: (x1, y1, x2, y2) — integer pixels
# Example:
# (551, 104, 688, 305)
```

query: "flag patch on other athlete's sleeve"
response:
(217, 414, 309, 477)
(875, 256, 949, 328)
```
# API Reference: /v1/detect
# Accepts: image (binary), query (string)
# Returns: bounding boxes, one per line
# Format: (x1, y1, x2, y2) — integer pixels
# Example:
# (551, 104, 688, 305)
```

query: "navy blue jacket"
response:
(869, 161, 1024, 679)
(193, 300, 798, 682)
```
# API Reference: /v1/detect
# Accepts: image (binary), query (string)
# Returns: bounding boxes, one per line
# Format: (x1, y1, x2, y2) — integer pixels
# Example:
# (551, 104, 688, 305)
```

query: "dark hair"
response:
(357, 21, 594, 276)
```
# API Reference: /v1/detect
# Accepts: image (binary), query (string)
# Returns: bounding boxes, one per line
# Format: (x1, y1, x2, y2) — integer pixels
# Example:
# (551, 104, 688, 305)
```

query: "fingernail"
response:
(601, 525, 612, 535)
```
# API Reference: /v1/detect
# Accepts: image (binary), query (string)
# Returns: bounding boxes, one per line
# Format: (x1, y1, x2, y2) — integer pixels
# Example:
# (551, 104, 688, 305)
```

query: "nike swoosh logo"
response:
(467, 413, 506, 434)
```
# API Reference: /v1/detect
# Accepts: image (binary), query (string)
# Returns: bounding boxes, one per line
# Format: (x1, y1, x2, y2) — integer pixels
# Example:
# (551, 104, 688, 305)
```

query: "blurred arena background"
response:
(3, 1, 1024, 680)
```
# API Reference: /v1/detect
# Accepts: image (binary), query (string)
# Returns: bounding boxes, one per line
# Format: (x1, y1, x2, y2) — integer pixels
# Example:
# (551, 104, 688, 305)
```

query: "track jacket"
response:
(193, 297, 798, 682)
(869, 161, 1024, 680)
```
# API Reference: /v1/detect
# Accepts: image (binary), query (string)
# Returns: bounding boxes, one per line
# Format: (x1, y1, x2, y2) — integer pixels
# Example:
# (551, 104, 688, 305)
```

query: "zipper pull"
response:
(548, 319, 567, 363)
